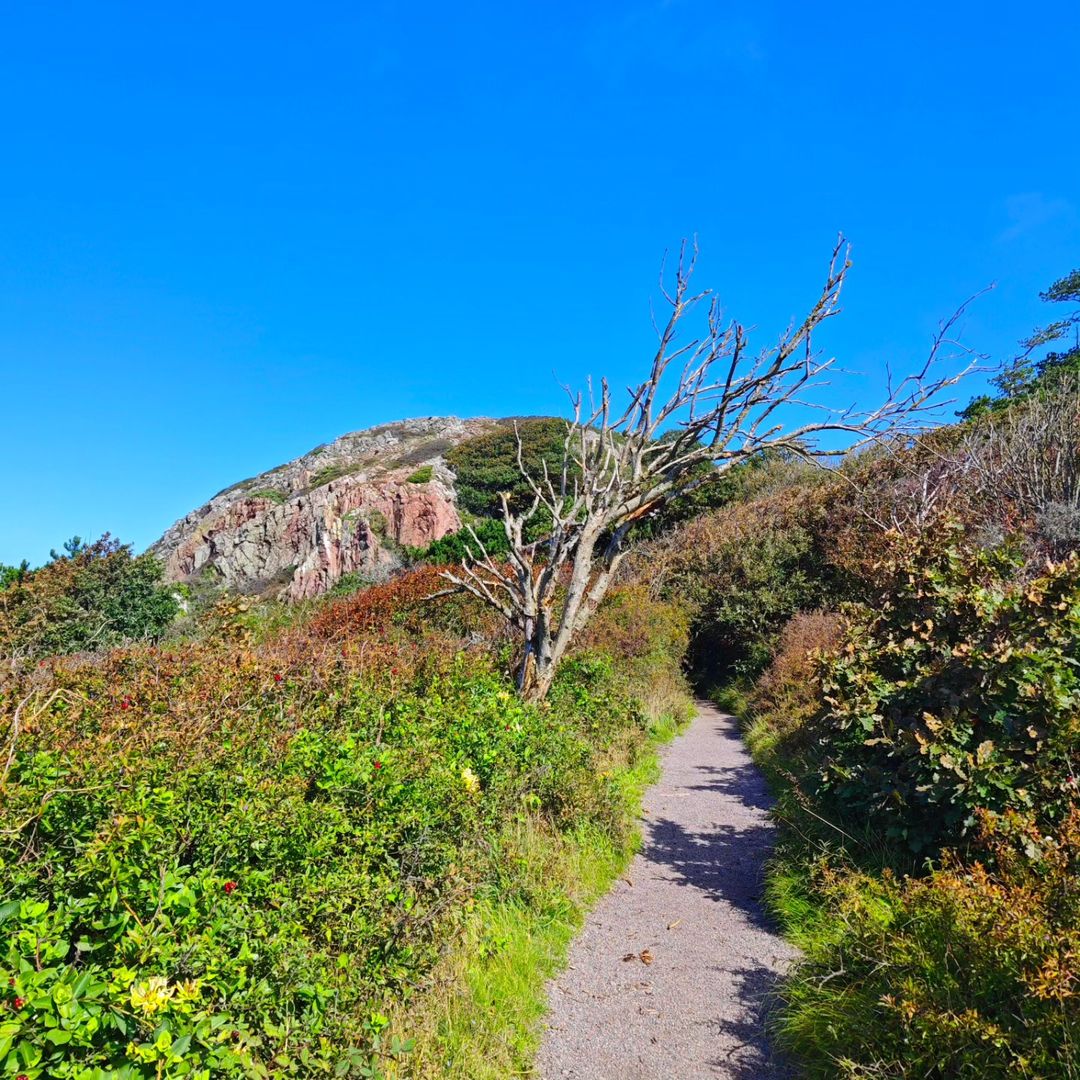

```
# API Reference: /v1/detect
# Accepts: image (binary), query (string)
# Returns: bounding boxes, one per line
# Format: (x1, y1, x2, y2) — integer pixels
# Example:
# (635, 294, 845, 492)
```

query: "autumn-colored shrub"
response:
(302, 564, 484, 642)
(779, 809, 1080, 1078)
(748, 611, 842, 741)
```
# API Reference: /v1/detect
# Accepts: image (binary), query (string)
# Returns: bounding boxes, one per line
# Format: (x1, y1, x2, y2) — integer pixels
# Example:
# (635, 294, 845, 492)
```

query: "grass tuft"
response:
(406, 466, 435, 484)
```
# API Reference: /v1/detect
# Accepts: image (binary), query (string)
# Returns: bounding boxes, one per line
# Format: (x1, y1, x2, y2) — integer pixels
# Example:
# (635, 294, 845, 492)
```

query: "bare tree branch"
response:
(441, 239, 984, 699)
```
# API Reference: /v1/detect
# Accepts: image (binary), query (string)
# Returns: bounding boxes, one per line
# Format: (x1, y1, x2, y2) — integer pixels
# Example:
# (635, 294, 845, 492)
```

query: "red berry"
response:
(12, 997, 23, 1009)
(274, 673, 283, 683)
(374, 761, 383, 770)
(224, 881, 237, 894)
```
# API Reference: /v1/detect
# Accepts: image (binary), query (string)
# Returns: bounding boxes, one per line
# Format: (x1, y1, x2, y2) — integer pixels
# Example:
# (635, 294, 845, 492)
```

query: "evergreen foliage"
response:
(0, 535, 178, 658)
(962, 268, 1080, 418)
(444, 418, 575, 518)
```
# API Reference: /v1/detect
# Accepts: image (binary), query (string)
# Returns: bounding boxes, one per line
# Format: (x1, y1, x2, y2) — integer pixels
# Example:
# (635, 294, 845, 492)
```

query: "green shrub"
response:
(328, 571, 375, 597)
(405, 466, 434, 484)
(0, 536, 178, 660)
(408, 518, 511, 565)
(810, 530, 1080, 853)
(0, 561, 29, 590)
(744, 526, 1080, 1070)
(445, 419, 575, 519)
(249, 488, 287, 504)
(0, 568, 688, 1077)
(308, 463, 361, 489)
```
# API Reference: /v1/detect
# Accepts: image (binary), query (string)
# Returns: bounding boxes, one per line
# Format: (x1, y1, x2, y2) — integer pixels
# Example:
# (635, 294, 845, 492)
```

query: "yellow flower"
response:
(175, 979, 202, 1003)
(130, 976, 174, 1015)
(461, 766, 481, 795)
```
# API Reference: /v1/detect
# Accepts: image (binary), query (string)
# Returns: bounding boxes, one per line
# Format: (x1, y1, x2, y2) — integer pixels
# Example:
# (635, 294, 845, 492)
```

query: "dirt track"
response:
(536, 701, 798, 1079)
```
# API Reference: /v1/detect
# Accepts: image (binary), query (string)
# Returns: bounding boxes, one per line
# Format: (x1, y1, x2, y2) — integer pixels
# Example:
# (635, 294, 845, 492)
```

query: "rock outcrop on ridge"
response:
(151, 416, 500, 600)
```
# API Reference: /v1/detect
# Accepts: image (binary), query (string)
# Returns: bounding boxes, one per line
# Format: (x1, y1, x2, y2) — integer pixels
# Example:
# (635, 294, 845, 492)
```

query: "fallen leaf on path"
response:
(640, 949, 654, 965)
(666, 920, 681, 930)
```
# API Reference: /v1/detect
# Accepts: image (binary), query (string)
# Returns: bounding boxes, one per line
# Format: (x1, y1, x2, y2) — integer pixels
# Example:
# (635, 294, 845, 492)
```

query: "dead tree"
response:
(443, 238, 979, 700)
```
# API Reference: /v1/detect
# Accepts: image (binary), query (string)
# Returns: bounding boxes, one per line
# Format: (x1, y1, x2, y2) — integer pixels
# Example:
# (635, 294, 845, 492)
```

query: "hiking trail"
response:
(536, 700, 798, 1079)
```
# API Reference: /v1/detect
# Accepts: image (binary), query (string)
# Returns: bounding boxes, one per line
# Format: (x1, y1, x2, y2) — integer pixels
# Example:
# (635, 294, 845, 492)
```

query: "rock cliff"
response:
(151, 416, 500, 600)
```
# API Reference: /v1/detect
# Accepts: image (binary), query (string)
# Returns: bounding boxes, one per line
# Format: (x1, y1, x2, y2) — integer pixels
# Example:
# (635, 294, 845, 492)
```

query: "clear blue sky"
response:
(2, 1, 1077, 565)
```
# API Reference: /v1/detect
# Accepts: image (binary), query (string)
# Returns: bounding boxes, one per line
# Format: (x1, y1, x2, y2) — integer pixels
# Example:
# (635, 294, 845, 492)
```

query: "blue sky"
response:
(1, 1, 1077, 565)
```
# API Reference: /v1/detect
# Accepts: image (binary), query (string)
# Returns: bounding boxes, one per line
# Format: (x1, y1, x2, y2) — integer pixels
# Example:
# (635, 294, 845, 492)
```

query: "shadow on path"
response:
(705, 964, 796, 1079)
(642, 815, 779, 933)
(688, 758, 776, 812)
(536, 703, 797, 1079)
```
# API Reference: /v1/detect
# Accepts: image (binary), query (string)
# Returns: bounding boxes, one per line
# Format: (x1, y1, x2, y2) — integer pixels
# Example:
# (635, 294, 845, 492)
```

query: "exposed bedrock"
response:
(151, 416, 497, 599)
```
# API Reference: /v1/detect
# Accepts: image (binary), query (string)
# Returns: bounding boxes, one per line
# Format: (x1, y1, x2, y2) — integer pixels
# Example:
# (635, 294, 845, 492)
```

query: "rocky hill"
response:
(152, 416, 502, 600)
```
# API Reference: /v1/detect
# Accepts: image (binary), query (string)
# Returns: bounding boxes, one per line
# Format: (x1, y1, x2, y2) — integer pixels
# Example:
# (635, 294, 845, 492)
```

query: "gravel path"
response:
(536, 700, 798, 1080)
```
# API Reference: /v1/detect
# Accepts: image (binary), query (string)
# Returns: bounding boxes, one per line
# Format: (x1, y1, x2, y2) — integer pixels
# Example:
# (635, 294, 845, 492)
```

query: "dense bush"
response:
(0, 536, 178, 660)
(740, 520, 1080, 1077)
(0, 562, 30, 589)
(443, 419, 575, 519)
(809, 530, 1080, 853)
(746, 611, 842, 742)
(0, 568, 688, 1078)
(644, 473, 842, 683)
(405, 518, 510, 565)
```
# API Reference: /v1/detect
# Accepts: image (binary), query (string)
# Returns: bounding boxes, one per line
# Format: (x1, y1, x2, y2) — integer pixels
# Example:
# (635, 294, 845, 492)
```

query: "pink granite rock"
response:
(152, 417, 499, 599)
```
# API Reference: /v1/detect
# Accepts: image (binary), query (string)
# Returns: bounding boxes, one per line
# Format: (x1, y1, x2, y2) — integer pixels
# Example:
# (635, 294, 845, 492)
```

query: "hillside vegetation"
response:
(0, 560, 690, 1077)
(635, 330, 1080, 1074)
(0, 536, 178, 660)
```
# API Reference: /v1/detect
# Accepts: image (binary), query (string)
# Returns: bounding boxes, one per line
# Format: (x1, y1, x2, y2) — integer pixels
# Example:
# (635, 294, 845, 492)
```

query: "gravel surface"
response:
(536, 701, 799, 1079)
